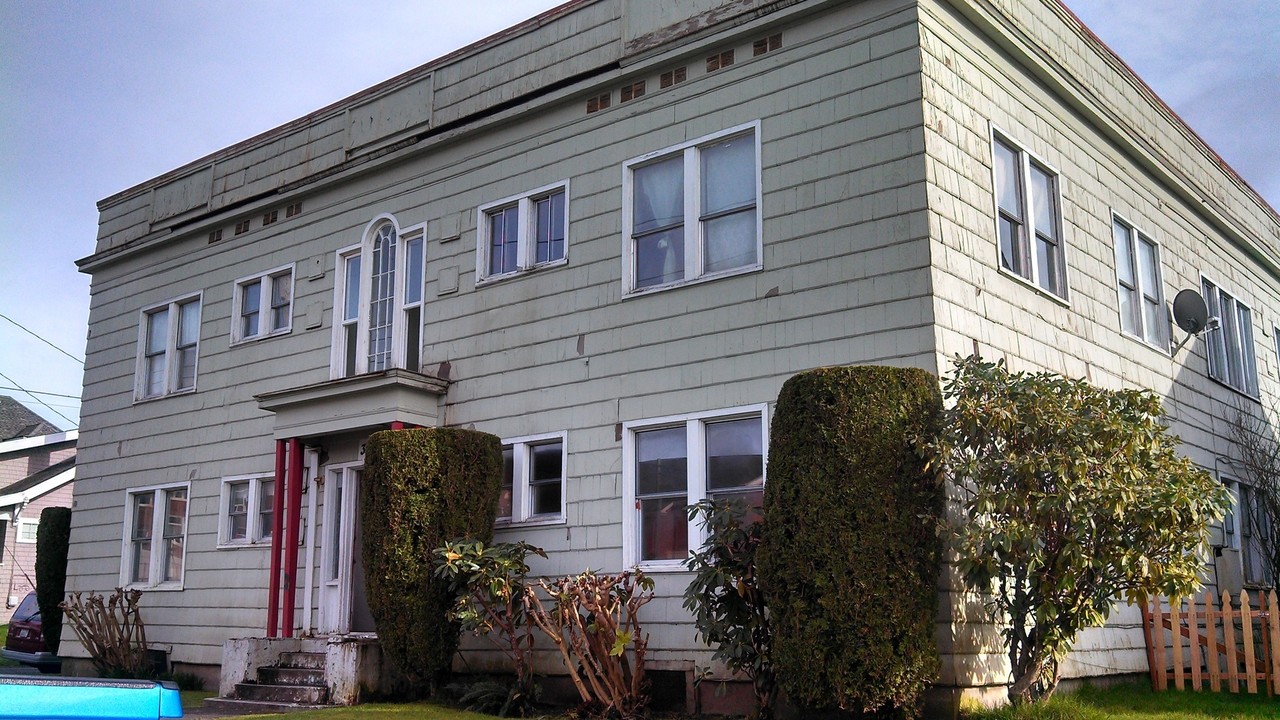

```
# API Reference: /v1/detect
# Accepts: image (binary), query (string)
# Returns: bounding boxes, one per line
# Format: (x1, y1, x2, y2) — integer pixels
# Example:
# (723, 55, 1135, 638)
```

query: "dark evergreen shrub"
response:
(757, 366, 943, 716)
(35, 506, 72, 654)
(361, 427, 502, 691)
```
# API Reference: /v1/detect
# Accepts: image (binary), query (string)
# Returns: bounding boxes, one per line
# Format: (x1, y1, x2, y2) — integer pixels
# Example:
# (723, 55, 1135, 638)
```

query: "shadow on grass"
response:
(960, 681, 1277, 720)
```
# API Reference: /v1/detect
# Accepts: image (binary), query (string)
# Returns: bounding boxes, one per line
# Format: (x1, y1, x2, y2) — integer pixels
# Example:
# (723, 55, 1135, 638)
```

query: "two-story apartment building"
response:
(68, 0, 1278, 710)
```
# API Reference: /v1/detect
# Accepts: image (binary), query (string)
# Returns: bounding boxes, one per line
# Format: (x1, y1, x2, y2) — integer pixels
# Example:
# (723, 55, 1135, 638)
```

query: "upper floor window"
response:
(622, 405, 767, 569)
(122, 483, 188, 590)
(1112, 216, 1167, 349)
(623, 123, 762, 295)
(477, 181, 569, 282)
(136, 294, 201, 400)
(498, 433, 566, 524)
(332, 218, 424, 378)
(1202, 276, 1258, 396)
(992, 132, 1066, 298)
(218, 474, 275, 547)
(232, 265, 294, 343)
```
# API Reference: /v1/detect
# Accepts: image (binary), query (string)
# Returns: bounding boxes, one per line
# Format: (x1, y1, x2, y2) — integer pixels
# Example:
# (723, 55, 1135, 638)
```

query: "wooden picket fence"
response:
(1141, 589, 1279, 695)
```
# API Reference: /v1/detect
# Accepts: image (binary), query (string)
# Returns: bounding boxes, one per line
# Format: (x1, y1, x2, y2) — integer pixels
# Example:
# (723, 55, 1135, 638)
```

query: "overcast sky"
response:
(0, 0, 1276, 430)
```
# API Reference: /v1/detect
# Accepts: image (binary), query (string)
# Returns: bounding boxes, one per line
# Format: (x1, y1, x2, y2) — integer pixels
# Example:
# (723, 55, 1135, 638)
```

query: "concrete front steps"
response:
(203, 650, 330, 713)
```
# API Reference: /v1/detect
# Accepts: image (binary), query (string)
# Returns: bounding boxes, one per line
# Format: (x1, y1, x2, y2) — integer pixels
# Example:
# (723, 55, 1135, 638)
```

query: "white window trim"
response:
(230, 263, 296, 345)
(497, 431, 568, 527)
(1200, 273, 1259, 398)
(15, 518, 39, 544)
(1111, 212, 1169, 353)
(621, 121, 764, 297)
(217, 474, 274, 548)
(621, 403, 769, 571)
(134, 292, 203, 401)
(476, 180, 570, 284)
(989, 126, 1069, 304)
(329, 216, 426, 379)
(119, 481, 190, 591)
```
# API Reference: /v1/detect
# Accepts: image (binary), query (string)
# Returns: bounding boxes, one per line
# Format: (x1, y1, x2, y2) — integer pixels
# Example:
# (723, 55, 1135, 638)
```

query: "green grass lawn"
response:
(960, 681, 1279, 720)
(187, 700, 505, 719)
(0, 625, 18, 667)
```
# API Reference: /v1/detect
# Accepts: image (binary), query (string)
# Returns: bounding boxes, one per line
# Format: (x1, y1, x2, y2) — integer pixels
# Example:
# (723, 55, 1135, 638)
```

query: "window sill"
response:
(496, 515, 565, 529)
(997, 266, 1070, 308)
(230, 328, 293, 347)
(1207, 375, 1261, 403)
(476, 258, 569, 288)
(1119, 330, 1171, 357)
(122, 582, 184, 592)
(623, 263, 762, 299)
(133, 387, 197, 405)
(635, 560, 692, 574)
(216, 540, 271, 550)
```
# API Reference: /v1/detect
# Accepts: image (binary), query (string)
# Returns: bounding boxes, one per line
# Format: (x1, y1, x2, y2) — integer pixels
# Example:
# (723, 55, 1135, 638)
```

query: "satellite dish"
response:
(1172, 289, 1209, 334)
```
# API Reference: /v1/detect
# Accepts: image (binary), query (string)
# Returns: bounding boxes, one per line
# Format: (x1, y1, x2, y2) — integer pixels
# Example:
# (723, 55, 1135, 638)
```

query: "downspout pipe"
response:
(266, 440, 286, 637)
(282, 437, 304, 638)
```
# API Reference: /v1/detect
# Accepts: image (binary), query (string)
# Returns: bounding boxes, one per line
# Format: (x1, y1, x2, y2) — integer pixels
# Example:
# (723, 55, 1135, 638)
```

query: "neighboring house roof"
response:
(0, 396, 60, 441)
(0, 455, 76, 511)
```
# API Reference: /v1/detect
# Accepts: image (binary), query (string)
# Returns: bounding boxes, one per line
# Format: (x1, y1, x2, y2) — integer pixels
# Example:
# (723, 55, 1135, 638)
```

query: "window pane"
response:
(132, 539, 151, 584)
(343, 324, 358, 376)
(530, 441, 563, 516)
(1113, 221, 1135, 286)
(998, 216, 1020, 274)
(993, 140, 1021, 216)
(146, 309, 169, 355)
(636, 426, 687, 495)
(701, 133, 755, 216)
(178, 300, 200, 347)
(368, 225, 396, 371)
(706, 418, 763, 491)
(1036, 235, 1058, 294)
(328, 480, 343, 582)
(146, 355, 166, 397)
(1239, 305, 1257, 395)
(640, 497, 687, 561)
(635, 228, 684, 288)
(269, 274, 291, 331)
(229, 482, 249, 541)
(1221, 294, 1241, 388)
(633, 156, 684, 235)
(1203, 280, 1225, 380)
(404, 306, 421, 373)
(498, 447, 514, 518)
(1137, 237, 1160, 296)
(344, 255, 362, 322)
(176, 347, 197, 390)
(132, 493, 154, 541)
(1119, 286, 1138, 336)
(258, 479, 275, 540)
(489, 206, 519, 275)
(241, 281, 261, 338)
(165, 488, 187, 539)
(405, 238, 423, 304)
(1029, 165, 1058, 241)
(703, 210, 756, 273)
(164, 536, 184, 582)
(535, 191, 566, 265)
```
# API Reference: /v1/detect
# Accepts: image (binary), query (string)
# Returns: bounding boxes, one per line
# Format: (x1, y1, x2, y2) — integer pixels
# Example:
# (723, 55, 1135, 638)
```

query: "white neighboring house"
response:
(0, 407, 76, 622)
(65, 0, 1279, 712)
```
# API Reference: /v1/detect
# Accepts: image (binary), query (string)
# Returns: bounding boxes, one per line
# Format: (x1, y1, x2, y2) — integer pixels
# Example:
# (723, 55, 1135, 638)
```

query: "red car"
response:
(3, 592, 60, 673)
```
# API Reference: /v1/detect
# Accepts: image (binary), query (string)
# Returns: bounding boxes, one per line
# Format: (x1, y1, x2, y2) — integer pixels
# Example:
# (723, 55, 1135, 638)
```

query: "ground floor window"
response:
(498, 432, 566, 524)
(121, 483, 189, 589)
(218, 475, 275, 546)
(622, 405, 767, 569)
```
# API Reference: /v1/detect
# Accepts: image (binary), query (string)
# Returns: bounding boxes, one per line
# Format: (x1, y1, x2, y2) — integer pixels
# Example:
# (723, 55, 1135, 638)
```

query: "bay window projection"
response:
(333, 219, 425, 377)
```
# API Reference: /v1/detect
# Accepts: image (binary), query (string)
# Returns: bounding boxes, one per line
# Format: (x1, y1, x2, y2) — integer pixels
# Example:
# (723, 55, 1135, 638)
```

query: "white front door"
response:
(320, 464, 360, 634)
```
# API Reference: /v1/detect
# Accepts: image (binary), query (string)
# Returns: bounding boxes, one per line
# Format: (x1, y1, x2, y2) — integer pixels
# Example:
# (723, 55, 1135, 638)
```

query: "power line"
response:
(0, 369, 77, 428)
(0, 386, 81, 400)
(0, 313, 84, 365)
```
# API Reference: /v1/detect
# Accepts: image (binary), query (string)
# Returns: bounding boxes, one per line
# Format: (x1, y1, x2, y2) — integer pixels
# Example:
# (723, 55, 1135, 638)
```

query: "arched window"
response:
(332, 217, 425, 378)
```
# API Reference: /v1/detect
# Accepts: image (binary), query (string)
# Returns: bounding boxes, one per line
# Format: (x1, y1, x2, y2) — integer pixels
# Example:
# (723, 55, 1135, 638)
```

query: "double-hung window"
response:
(122, 483, 189, 589)
(498, 433, 566, 524)
(992, 132, 1066, 298)
(1202, 277, 1258, 396)
(477, 181, 569, 282)
(232, 265, 294, 343)
(623, 123, 762, 294)
(333, 218, 425, 378)
(136, 294, 202, 400)
(622, 405, 767, 568)
(1112, 216, 1167, 348)
(218, 475, 275, 546)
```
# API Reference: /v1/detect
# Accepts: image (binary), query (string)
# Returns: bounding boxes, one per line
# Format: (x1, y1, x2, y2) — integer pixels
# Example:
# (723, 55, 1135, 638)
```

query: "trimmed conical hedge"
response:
(361, 427, 502, 691)
(758, 365, 943, 716)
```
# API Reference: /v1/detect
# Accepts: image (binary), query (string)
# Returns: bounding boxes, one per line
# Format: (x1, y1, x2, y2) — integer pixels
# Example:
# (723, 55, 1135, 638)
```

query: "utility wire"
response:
(0, 369, 77, 428)
(0, 386, 81, 399)
(0, 313, 84, 365)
